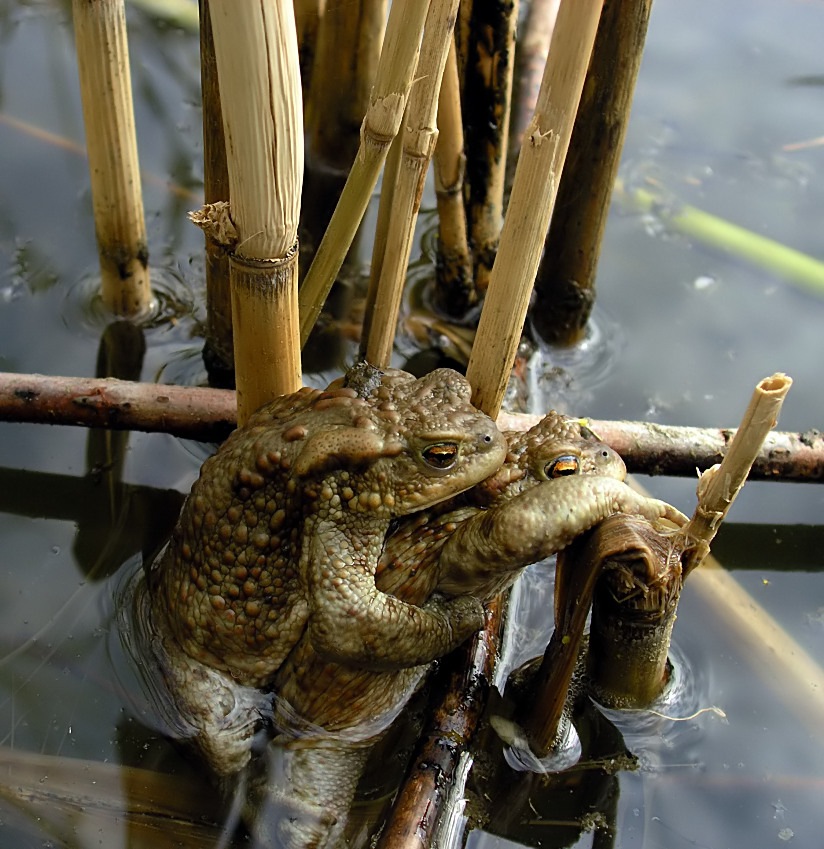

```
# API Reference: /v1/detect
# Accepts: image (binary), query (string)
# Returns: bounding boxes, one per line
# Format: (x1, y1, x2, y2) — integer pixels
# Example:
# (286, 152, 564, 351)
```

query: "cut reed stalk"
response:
(72, 0, 151, 317)
(466, 0, 604, 417)
(432, 38, 475, 316)
(308, 0, 387, 171)
(361, 0, 461, 367)
(200, 0, 303, 424)
(679, 373, 793, 575)
(462, 0, 518, 293)
(299, 0, 431, 345)
(198, 0, 233, 380)
(533, 0, 653, 346)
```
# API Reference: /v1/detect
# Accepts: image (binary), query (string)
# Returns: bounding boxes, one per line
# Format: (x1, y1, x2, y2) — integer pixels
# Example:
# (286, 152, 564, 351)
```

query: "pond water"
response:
(1, 0, 823, 847)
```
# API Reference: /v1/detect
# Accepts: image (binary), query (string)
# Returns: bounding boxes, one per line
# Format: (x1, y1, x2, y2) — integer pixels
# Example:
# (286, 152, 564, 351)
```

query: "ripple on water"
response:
(592, 639, 722, 765)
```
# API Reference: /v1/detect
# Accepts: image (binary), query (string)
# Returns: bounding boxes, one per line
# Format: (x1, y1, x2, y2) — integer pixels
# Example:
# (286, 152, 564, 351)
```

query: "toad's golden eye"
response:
(422, 442, 459, 470)
(545, 454, 580, 478)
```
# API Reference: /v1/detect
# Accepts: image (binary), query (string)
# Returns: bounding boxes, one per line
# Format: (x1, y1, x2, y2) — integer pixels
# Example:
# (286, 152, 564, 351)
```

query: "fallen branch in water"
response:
(0, 372, 821, 481)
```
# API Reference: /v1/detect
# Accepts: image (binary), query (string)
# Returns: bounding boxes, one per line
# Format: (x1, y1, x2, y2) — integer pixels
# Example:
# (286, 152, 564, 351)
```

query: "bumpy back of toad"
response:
(149, 369, 505, 688)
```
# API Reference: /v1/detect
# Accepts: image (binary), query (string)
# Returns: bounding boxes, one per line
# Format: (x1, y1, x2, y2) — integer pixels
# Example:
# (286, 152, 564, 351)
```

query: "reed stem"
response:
(299, 0, 431, 345)
(308, 0, 387, 171)
(432, 38, 475, 316)
(533, 0, 653, 346)
(72, 0, 151, 317)
(203, 0, 303, 423)
(585, 516, 682, 710)
(462, 0, 518, 293)
(466, 0, 604, 417)
(198, 0, 233, 381)
(361, 0, 460, 366)
(680, 373, 793, 574)
(616, 180, 824, 296)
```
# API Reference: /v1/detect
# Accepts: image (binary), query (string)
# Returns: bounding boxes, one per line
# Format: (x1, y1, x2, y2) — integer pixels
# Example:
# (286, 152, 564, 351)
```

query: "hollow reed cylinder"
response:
(72, 0, 151, 317)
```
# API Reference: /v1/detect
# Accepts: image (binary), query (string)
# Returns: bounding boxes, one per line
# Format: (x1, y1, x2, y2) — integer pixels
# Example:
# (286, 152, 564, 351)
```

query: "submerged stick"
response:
(466, 0, 604, 417)
(679, 373, 792, 575)
(520, 530, 604, 756)
(201, 0, 304, 422)
(361, 0, 460, 366)
(298, 0, 431, 344)
(1, 374, 821, 482)
(376, 596, 506, 848)
(72, 0, 151, 316)
(533, 0, 653, 346)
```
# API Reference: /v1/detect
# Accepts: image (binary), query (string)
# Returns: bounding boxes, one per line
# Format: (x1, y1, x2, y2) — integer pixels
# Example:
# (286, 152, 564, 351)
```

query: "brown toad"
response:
(272, 413, 687, 732)
(141, 367, 506, 772)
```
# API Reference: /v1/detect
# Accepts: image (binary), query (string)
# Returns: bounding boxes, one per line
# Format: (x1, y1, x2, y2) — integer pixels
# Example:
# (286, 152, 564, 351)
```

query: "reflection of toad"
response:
(141, 368, 506, 774)
(275, 412, 687, 732)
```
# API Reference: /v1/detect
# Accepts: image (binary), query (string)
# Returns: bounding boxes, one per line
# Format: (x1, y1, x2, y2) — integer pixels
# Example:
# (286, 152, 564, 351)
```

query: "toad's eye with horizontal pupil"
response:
(545, 455, 580, 478)
(422, 442, 459, 470)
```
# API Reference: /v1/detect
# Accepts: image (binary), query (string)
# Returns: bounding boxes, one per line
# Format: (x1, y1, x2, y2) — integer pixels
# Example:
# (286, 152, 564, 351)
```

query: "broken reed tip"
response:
(758, 373, 792, 395)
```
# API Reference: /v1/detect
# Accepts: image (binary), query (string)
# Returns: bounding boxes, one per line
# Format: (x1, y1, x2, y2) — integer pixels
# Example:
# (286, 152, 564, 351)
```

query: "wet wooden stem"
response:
(533, 0, 654, 346)
(465, 0, 604, 417)
(0, 374, 820, 482)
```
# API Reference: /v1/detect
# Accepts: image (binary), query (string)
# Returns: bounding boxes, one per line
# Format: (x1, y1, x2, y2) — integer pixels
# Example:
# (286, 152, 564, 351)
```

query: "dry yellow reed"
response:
(72, 0, 151, 317)
(201, 0, 303, 423)
(680, 374, 793, 574)
(298, 0, 431, 345)
(361, 0, 461, 366)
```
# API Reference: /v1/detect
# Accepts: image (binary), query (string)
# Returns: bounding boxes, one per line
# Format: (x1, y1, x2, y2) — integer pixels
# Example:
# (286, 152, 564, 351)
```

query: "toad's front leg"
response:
(304, 520, 484, 670)
(436, 475, 687, 597)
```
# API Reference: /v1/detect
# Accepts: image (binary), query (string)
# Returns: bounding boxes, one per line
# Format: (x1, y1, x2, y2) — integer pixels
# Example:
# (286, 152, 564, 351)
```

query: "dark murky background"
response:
(1, 0, 823, 846)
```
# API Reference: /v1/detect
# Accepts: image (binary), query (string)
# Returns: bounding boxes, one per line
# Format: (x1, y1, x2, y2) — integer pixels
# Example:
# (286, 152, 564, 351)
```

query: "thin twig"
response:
(376, 596, 506, 848)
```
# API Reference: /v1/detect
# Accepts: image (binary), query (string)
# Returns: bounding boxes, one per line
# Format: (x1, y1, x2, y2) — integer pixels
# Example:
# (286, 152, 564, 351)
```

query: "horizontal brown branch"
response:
(1, 372, 821, 481)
